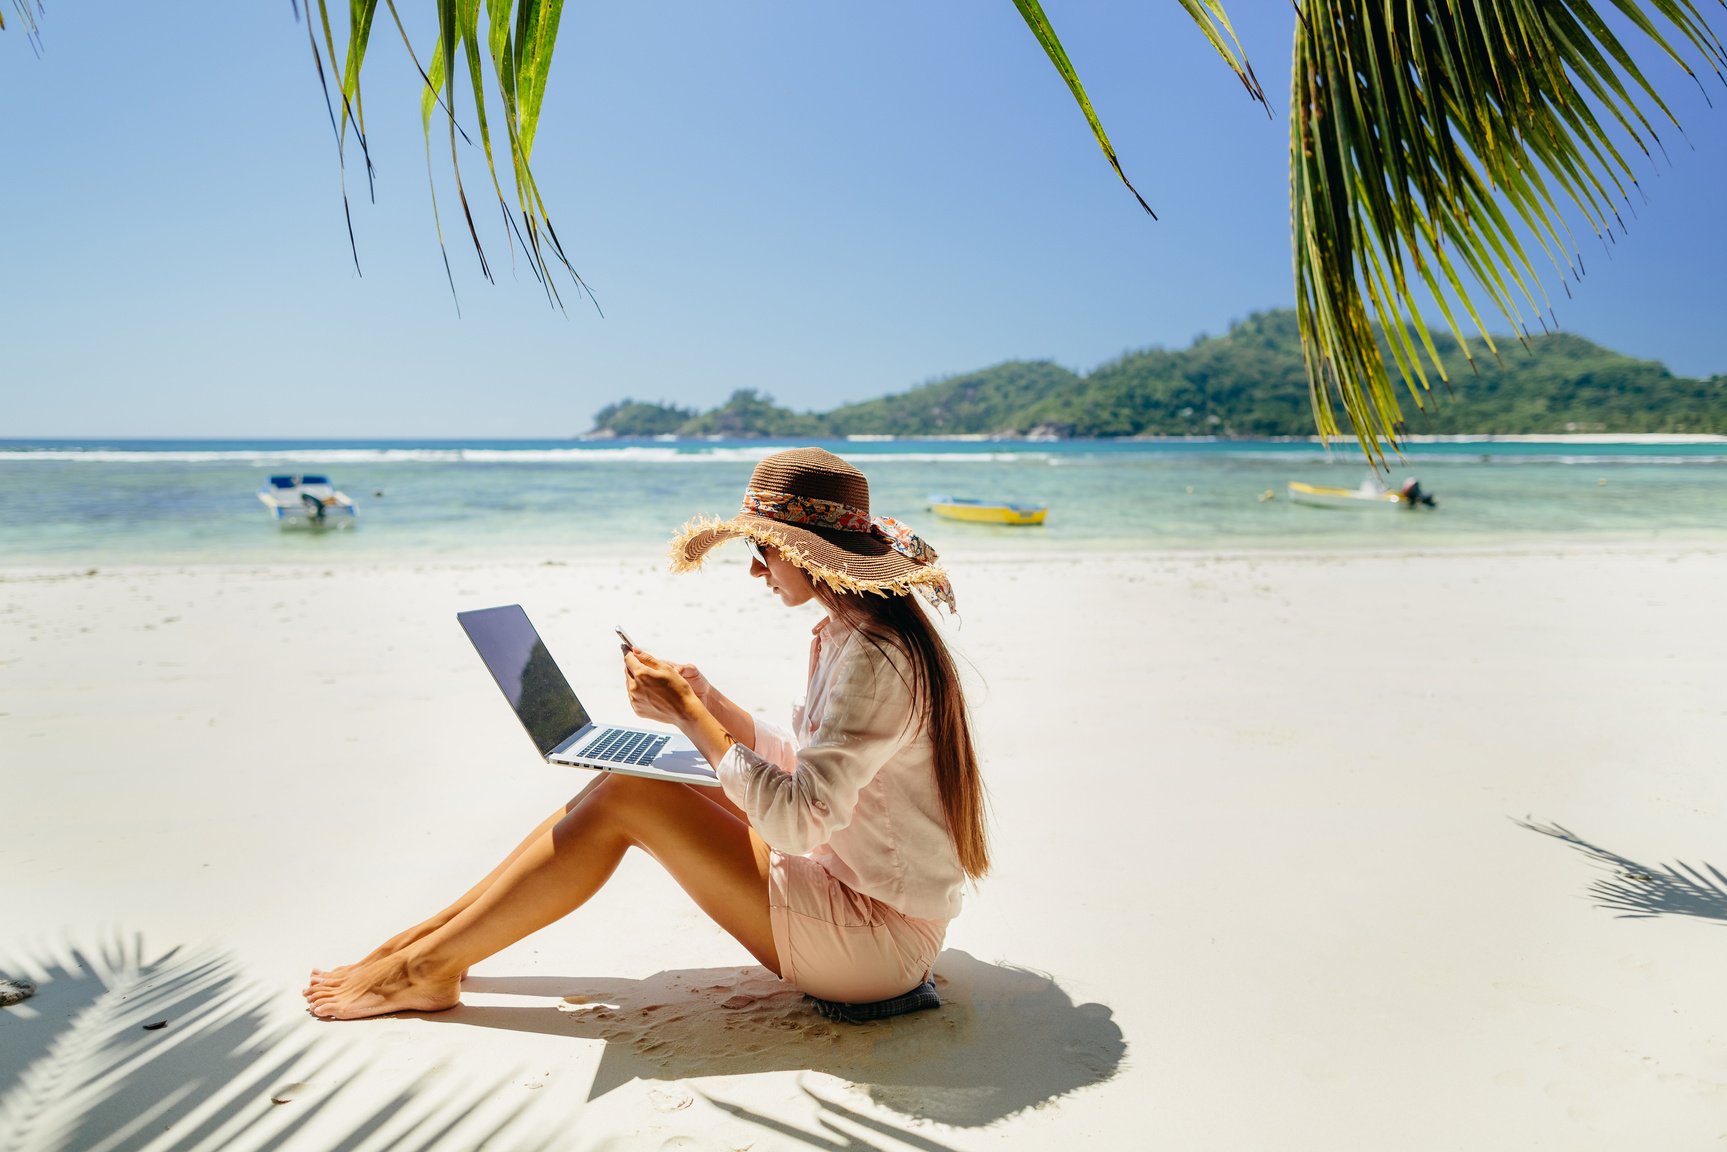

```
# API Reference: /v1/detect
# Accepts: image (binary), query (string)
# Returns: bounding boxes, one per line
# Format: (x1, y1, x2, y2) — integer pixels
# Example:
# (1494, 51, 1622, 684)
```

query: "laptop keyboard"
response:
(583, 728, 671, 766)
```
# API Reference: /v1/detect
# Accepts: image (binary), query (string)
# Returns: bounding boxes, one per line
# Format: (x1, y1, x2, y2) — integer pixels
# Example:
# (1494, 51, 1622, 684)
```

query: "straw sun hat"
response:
(670, 447, 955, 612)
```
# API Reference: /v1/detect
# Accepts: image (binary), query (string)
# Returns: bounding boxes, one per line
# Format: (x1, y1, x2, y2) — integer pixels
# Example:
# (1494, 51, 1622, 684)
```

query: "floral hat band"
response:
(741, 489, 942, 567)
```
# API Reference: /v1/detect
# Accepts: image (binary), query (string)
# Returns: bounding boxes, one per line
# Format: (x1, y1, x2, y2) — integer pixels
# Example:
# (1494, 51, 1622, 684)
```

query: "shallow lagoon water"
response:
(3, 437, 1724, 566)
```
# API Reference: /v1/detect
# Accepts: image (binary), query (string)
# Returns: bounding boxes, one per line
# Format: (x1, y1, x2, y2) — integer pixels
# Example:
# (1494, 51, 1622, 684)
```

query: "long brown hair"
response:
(812, 584, 990, 880)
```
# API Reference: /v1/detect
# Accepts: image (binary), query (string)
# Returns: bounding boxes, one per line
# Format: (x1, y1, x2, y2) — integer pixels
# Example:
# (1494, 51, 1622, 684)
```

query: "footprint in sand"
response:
(557, 995, 619, 1014)
(648, 1087, 693, 1112)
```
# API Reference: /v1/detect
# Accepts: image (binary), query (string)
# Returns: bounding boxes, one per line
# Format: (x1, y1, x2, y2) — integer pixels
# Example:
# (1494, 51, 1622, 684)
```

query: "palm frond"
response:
(1175, 0, 1271, 110)
(295, 0, 591, 311)
(5, 0, 46, 54)
(1291, 1, 1727, 462)
(1011, 0, 1271, 219)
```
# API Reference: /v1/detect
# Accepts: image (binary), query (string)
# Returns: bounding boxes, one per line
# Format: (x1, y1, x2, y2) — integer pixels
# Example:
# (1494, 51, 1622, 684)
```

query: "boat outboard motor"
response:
(1399, 478, 1436, 508)
(301, 491, 328, 521)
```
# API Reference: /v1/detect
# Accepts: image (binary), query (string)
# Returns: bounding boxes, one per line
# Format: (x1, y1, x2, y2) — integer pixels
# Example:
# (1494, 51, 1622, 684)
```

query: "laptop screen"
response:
(458, 605, 591, 756)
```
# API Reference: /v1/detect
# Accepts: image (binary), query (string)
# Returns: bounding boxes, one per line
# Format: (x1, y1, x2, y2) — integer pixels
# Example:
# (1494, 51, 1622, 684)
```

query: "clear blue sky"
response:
(3, 3, 1724, 437)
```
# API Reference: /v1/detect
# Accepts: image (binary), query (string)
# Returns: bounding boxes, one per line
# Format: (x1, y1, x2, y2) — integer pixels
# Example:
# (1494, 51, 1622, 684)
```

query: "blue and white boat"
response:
(257, 474, 359, 528)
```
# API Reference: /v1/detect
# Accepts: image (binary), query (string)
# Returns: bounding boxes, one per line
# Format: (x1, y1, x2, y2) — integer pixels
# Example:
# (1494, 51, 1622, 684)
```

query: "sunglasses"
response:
(744, 537, 767, 566)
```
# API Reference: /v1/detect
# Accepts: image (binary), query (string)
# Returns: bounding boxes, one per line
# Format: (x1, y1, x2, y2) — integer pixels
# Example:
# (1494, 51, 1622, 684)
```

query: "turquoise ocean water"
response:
(3, 437, 1725, 566)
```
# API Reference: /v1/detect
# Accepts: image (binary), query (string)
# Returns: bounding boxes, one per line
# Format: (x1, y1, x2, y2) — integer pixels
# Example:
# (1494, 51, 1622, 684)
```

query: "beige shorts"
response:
(766, 850, 947, 1003)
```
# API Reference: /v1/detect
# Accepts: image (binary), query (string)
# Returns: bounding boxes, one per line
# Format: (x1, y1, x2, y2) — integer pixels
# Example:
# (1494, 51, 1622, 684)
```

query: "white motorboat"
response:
(258, 474, 359, 528)
(1287, 474, 1436, 510)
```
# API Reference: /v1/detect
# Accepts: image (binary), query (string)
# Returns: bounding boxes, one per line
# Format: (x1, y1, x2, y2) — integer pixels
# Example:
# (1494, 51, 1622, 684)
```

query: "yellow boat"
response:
(927, 494, 1049, 526)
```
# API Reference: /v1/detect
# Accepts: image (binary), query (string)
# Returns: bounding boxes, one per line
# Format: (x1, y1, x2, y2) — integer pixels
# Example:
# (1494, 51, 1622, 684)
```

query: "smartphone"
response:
(615, 626, 635, 655)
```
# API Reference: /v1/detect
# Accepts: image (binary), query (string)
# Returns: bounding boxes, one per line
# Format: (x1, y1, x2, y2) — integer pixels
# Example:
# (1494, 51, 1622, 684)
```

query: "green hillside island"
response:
(586, 312, 1727, 439)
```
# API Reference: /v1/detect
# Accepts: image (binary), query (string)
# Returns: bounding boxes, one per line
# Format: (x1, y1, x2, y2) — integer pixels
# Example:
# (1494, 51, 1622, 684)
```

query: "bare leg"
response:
(310, 778, 609, 983)
(303, 775, 776, 1020)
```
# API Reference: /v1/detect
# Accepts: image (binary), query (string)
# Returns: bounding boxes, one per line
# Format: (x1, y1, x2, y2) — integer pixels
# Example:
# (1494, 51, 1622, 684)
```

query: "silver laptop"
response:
(457, 604, 719, 786)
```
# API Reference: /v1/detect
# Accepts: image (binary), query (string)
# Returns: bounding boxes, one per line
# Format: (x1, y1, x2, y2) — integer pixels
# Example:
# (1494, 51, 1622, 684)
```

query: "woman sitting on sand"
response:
(305, 447, 988, 1019)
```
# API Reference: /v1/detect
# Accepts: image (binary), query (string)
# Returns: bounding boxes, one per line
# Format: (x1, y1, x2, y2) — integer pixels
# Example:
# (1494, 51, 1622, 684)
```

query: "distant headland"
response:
(583, 310, 1725, 440)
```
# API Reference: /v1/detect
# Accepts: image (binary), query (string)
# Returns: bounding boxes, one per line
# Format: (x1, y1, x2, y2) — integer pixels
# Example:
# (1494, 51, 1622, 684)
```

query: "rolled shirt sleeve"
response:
(717, 638, 914, 855)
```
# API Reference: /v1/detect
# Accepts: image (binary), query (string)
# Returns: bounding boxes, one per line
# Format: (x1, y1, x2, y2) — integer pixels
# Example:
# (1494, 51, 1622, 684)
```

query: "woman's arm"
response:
(623, 650, 734, 768)
(628, 650, 802, 773)
(679, 667, 757, 749)
(718, 641, 914, 854)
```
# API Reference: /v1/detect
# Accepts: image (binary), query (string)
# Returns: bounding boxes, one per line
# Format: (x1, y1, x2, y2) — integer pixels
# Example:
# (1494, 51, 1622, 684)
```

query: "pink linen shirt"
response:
(715, 615, 966, 922)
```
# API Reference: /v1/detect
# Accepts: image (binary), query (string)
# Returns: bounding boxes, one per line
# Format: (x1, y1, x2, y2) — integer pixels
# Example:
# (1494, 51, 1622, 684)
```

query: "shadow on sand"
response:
(1519, 820, 1727, 923)
(0, 932, 557, 1152)
(2, 939, 1120, 1151)
(447, 948, 1125, 1128)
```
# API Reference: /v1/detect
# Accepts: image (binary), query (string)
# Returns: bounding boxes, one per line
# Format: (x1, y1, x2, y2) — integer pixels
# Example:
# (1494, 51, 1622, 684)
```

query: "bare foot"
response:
(307, 957, 468, 986)
(309, 920, 444, 981)
(308, 920, 471, 986)
(302, 954, 461, 1020)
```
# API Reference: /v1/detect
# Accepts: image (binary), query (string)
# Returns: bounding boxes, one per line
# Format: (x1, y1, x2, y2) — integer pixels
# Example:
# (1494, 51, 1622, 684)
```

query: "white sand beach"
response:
(3, 545, 1724, 1150)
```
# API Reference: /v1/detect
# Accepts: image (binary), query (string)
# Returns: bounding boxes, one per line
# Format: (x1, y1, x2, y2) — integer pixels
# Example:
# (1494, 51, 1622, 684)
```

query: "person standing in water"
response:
(305, 447, 988, 1019)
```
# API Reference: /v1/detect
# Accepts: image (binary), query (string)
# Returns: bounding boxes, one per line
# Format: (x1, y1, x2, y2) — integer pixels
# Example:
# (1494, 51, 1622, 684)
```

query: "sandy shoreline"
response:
(3, 547, 1724, 1150)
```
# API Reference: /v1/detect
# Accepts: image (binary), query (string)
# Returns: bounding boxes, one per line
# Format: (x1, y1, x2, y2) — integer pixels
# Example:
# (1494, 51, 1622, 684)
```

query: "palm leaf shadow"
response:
(1518, 820, 1727, 923)
(0, 931, 558, 1152)
(698, 1084, 969, 1152)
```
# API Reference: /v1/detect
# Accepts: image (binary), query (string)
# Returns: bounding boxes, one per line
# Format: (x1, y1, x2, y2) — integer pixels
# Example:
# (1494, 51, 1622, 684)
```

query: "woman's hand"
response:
(624, 649, 735, 769)
(625, 656, 752, 756)
(674, 662, 713, 707)
(623, 649, 700, 726)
